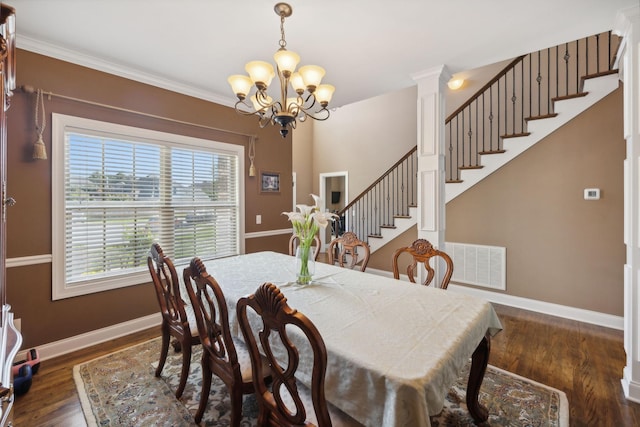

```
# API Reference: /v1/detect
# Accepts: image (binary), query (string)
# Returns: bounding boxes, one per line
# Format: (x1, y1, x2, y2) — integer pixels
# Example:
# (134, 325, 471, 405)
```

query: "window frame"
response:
(51, 113, 245, 300)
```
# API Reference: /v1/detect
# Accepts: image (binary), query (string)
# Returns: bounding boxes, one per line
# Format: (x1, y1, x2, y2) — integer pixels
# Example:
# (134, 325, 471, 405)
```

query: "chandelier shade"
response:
(273, 50, 300, 75)
(228, 2, 335, 137)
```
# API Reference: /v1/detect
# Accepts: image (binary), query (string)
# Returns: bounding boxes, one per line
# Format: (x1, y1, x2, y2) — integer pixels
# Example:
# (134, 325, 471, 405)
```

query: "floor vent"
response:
(445, 242, 506, 290)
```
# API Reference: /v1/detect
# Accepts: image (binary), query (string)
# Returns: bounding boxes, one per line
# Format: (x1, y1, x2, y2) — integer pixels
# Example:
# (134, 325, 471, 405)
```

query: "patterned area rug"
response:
(73, 337, 569, 426)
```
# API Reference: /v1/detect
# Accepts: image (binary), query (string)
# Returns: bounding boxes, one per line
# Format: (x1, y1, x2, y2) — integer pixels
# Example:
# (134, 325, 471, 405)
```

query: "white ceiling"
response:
(9, 0, 637, 109)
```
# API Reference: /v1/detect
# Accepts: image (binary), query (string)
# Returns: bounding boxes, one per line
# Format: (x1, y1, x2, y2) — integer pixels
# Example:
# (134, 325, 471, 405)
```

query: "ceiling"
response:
(8, 0, 637, 109)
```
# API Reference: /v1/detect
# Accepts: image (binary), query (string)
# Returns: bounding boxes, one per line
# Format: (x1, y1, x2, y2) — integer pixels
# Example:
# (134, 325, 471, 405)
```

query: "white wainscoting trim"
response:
(366, 267, 623, 330)
(6, 254, 52, 268)
(245, 228, 292, 239)
(15, 313, 161, 363)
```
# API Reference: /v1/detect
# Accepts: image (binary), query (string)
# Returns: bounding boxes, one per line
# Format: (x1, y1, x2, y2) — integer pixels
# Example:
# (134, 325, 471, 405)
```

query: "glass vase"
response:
(295, 245, 315, 285)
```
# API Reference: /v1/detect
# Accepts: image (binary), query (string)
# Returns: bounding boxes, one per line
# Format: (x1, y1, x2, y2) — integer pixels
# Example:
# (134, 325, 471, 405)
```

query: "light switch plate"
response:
(584, 188, 600, 200)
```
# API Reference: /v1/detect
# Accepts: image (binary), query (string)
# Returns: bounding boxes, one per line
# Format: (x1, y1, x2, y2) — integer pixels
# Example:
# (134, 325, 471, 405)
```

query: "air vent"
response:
(445, 242, 506, 290)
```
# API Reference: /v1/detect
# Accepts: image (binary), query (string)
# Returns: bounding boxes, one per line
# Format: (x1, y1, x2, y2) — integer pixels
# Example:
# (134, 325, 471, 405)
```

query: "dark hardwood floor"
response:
(12, 304, 640, 426)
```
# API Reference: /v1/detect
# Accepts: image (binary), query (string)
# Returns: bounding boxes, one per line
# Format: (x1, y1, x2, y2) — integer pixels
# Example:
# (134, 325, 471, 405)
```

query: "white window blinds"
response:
(52, 114, 244, 300)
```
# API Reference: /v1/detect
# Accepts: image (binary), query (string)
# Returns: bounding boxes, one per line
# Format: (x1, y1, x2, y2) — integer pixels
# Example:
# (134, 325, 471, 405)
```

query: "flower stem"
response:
(297, 243, 312, 285)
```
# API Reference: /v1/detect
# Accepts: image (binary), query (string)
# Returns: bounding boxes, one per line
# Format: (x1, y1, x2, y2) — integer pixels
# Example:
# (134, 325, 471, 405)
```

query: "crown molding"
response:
(16, 34, 237, 108)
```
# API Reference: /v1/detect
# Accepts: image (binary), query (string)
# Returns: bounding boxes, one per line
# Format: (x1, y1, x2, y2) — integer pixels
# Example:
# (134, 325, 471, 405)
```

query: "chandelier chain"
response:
(279, 14, 287, 49)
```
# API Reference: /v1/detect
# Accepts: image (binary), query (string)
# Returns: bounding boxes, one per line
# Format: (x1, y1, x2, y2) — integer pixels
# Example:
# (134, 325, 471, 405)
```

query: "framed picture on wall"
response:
(260, 171, 280, 193)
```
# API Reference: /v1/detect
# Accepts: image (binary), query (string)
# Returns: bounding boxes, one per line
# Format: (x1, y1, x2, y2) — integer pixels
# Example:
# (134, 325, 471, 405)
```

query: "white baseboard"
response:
(622, 366, 640, 403)
(15, 313, 161, 363)
(366, 267, 624, 330)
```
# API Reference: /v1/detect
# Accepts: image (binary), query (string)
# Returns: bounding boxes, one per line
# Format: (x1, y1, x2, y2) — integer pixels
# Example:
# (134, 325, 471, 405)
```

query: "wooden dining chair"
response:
(288, 234, 321, 261)
(327, 231, 370, 272)
(392, 239, 454, 289)
(183, 257, 270, 426)
(236, 282, 362, 427)
(147, 243, 200, 398)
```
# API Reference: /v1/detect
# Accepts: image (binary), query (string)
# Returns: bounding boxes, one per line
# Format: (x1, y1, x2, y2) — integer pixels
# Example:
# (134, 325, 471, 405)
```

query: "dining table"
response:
(194, 251, 503, 427)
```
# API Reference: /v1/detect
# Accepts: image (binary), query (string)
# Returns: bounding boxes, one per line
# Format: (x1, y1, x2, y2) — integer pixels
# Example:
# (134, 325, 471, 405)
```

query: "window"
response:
(52, 114, 244, 300)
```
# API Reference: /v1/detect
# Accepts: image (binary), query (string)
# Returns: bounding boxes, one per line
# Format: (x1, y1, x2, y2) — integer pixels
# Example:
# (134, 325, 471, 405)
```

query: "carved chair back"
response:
(183, 257, 258, 425)
(237, 282, 332, 426)
(327, 232, 370, 272)
(147, 243, 199, 398)
(392, 239, 454, 289)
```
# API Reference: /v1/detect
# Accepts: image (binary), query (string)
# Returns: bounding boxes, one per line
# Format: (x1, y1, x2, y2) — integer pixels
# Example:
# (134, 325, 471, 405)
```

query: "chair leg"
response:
(229, 385, 243, 427)
(155, 329, 170, 378)
(195, 360, 212, 424)
(175, 341, 191, 398)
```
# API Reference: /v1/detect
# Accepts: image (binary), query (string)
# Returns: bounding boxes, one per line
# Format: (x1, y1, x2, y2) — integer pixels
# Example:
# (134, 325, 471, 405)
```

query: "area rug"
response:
(73, 337, 569, 426)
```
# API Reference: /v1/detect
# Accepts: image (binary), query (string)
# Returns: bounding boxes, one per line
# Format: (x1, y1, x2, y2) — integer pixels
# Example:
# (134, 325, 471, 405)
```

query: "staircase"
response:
(339, 31, 621, 254)
(446, 71, 619, 202)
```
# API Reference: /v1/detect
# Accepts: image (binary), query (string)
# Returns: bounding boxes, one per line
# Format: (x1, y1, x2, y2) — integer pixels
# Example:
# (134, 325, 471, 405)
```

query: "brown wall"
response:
(368, 87, 625, 316)
(7, 50, 294, 348)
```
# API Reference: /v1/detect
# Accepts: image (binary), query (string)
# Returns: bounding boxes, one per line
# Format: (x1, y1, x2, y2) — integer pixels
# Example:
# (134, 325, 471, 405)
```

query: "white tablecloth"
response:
(195, 251, 502, 427)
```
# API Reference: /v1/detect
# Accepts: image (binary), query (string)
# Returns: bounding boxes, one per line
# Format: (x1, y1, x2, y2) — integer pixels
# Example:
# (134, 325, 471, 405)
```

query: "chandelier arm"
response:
(234, 99, 273, 119)
(258, 115, 271, 128)
(254, 90, 277, 110)
(233, 99, 258, 116)
(296, 92, 318, 113)
(298, 107, 330, 122)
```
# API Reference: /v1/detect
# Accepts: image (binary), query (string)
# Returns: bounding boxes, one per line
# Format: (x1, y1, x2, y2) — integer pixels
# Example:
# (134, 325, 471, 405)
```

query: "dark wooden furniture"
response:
(392, 239, 454, 289)
(0, 5, 21, 426)
(183, 257, 268, 426)
(236, 282, 361, 427)
(146, 243, 200, 398)
(288, 234, 321, 261)
(327, 231, 370, 272)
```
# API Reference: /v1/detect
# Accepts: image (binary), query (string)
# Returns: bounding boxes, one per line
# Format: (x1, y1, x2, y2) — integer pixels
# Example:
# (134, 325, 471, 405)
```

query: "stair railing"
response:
(445, 30, 620, 182)
(337, 147, 417, 241)
(339, 30, 620, 243)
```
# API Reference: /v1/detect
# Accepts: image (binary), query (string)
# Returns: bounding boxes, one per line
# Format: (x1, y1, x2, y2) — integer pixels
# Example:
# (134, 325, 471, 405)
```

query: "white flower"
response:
(312, 211, 338, 229)
(282, 194, 337, 243)
(295, 204, 315, 217)
(311, 194, 322, 208)
(282, 211, 305, 223)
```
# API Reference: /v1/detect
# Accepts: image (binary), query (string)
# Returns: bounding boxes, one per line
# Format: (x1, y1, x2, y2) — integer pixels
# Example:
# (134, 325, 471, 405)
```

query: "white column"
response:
(412, 66, 450, 250)
(617, 5, 640, 403)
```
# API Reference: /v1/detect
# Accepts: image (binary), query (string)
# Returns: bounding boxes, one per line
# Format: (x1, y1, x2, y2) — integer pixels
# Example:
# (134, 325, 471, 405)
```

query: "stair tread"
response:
(394, 215, 411, 219)
(501, 132, 531, 138)
(368, 234, 383, 239)
(552, 92, 588, 102)
(459, 165, 483, 170)
(479, 149, 506, 155)
(380, 225, 397, 229)
(446, 179, 463, 183)
(583, 69, 618, 80)
(525, 113, 558, 121)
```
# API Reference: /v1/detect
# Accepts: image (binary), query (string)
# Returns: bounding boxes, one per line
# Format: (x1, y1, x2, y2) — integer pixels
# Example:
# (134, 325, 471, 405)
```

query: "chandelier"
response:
(227, 2, 335, 138)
